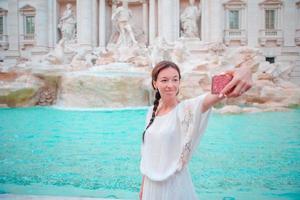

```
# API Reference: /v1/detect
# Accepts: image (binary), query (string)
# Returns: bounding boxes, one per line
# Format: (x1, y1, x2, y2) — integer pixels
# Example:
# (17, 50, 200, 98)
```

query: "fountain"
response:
(1, 0, 299, 113)
(1, 37, 300, 114)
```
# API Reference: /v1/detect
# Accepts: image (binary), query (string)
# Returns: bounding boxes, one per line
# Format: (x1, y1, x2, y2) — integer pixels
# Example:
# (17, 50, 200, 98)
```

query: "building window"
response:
(229, 10, 239, 29)
(223, 0, 247, 46)
(0, 16, 3, 35)
(19, 4, 36, 43)
(265, 9, 275, 29)
(25, 15, 35, 35)
(0, 7, 8, 49)
(296, 1, 300, 46)
(266, 57, 275, 63)
(258, 0, 283, 46)
(0, 7, 8, 37)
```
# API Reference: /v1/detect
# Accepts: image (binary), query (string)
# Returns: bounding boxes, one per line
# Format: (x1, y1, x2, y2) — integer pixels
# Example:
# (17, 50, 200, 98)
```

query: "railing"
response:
(22, 34, 35, 41)
(259, 29, 283, 38)
(0, 34, 8, 42)
(259, 29, 283, 46)
(224, 29, 247, 45)
(224, 29, 246, 38)
(0, 34, 9, 49)
(295, 29, 300, 46)
(20, 34, 35, 48)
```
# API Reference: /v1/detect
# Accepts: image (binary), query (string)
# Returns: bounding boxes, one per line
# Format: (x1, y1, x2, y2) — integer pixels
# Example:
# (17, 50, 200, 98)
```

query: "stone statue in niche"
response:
(58, 3, 76, 42)
(110, 0, 138, 47)
(180, 0, 201, 38)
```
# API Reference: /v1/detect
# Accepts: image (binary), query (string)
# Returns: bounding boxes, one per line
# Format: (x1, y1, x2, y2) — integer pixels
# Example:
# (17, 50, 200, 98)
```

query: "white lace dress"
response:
(140, 93, 212, 200)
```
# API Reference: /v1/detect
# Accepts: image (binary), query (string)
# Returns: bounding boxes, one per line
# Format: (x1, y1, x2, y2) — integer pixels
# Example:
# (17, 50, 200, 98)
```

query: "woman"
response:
(139, 61, 252, 200)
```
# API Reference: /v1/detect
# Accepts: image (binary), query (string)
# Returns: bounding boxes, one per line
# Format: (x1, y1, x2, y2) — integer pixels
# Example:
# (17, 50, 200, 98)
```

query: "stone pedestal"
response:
(178, 37, 209, 53)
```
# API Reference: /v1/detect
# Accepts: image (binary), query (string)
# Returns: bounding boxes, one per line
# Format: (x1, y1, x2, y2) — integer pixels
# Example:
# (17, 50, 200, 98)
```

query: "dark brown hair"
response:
(142, 61, 181, 142)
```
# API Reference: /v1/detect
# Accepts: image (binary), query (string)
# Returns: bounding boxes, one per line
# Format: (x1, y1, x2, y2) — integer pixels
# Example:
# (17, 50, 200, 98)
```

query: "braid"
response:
(142, 91, 161, 143)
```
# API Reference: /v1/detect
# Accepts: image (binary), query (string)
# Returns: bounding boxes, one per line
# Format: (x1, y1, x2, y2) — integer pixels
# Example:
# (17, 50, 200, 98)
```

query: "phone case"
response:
(211, 74, 233, 95)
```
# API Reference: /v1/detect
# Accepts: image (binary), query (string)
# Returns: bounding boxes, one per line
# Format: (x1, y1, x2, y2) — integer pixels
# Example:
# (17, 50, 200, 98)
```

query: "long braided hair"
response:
(142, 61, 181, 143)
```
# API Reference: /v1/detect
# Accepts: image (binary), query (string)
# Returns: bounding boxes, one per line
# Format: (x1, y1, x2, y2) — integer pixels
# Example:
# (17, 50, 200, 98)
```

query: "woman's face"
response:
(153, 67, 180, 100)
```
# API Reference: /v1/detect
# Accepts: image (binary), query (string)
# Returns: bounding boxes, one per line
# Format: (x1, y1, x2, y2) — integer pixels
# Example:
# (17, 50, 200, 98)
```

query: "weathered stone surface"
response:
(0, 72, 43, 107)
(56, 71, 149, 108)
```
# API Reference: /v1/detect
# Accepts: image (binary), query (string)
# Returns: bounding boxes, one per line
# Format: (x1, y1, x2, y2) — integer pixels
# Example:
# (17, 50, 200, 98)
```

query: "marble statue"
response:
(110, 0, 137, 47)
(42, 39, 65, 64)
(70, 48, 98, 69)
(180, 0, 201, 38)
(58, 3, 76, 42)
(209, 42, 226, 55)
(149, 37, 173, 67)
(170, 41, 190, 64)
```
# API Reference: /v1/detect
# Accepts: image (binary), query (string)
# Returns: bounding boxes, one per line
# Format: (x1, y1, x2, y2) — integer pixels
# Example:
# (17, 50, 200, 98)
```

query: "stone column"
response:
(242, 6, 246, 30)
(158, 0, 175, 42)
(201, 0, 209, 42)
(142, 1, 148, 44)
(297, 2, 300, 29)
(210, 0, 223, 42)
(174, 0, 180, 40)
(201, 0, 223, 43)
(247, 0, 259, 47)
(260, 5, 264, 31)
(149, 0, 156, 45)
(99, 0, 106, 48)
(224, 8, 229, 45)
(92, 0, 98, 47)
(35, 0, 48, 52)
(283, 1, 295, 46)
(241, 5, 247, 45)
(225, 9, 229, 29)
(48, 0, 55, 48)
(7, 0, 20, 56)
(77, 0, 92, 48)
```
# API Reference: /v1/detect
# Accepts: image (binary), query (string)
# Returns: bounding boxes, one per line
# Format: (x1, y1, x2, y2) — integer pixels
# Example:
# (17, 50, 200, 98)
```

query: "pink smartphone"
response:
(211, 74, 233, 95)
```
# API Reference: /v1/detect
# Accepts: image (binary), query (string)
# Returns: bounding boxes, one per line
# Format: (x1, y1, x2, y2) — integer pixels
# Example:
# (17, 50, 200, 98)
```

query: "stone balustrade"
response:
(259, 29, 283, 46)
(224, 29, 247, 46)
(295, 29, 300, 46)
(0, 34, 9, 49)
(22, 34, 35, 41)
(20, 34, 35, 48)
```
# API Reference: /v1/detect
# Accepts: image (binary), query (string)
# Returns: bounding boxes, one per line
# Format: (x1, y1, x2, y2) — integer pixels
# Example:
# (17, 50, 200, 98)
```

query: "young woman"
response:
(139, 60, 252, 200)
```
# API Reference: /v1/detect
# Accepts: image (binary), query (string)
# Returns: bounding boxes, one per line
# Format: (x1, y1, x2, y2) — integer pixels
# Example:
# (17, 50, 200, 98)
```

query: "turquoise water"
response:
(0, 107, 299, 200)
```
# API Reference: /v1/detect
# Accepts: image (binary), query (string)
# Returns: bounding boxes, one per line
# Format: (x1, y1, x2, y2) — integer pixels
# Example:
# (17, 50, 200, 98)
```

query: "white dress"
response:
(140, 93, 212, 200)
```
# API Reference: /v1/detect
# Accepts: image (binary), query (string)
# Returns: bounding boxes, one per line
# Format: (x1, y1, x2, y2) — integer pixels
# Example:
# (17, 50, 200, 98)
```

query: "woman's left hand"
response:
(220, 63, 253, 98)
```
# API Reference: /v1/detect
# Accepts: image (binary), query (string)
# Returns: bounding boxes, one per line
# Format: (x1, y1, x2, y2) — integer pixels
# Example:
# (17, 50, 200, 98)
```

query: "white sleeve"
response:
(177, 93, 212, 170)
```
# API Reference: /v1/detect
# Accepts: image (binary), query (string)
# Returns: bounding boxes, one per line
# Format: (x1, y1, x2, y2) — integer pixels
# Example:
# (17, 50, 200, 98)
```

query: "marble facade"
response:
(0, 0, 300, 84)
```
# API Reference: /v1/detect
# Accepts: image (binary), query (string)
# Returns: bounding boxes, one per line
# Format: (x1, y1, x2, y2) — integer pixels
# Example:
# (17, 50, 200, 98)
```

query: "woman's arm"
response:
(202, 94, 224, 113)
